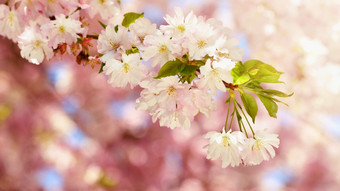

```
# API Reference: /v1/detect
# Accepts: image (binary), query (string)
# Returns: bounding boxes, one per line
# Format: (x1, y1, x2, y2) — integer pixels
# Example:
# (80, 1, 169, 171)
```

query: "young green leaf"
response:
(155, 59, 184, 79)
(243, 59, 261, 71)
(180, 65, 198, 76)
(252, 64, 283, 83)
(258, 95, 278, 118)
(235, 73, 251, 85)
(178, 64, 198, 83)
(99, 62, 106, 73)
(231, 62, 244, 80)
(240, 92, 258, 123)
(98, 20, 107, 29)
(241, 59, 284, 83)
(245, 81, 263, 90)
(122, 12, 144, 28)
(270, 96, 289, 106)
(231, 62, 251, 85)
(261, 89, 293, 97)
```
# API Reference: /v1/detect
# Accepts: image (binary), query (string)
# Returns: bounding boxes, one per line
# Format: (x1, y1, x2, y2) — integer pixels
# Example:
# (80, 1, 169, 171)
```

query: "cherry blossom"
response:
(88, 0, 120, 20)
(97, 25, 131, 62)
(103, 53, 147, 88)
(18, 26, 53, 65)
(142, 32, 181, 67)
(0, 5, 22, 42)
(161, 7, 197, 38)
(129, 17, 157, 47)
(198, 59, 233, 94)
(41, 14, 84, 49)
(204, 130, 246, 168)
(242, 131, 280, 165)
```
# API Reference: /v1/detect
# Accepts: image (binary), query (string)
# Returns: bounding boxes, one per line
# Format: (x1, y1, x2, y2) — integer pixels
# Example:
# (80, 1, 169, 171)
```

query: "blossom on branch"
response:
(41, 14, 84, 49)
(103, 53, 147, 89)
(18, 26, 53, 65)
(0, 5, 22, 42)
(241, 131, 280, 165)
(204, 130, 246, 168)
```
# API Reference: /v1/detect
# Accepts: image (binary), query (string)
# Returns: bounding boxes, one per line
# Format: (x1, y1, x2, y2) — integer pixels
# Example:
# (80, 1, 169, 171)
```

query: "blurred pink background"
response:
(0, 0, 340, 190)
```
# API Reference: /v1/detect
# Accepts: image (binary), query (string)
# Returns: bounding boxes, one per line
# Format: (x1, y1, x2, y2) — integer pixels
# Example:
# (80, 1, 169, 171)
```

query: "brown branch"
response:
(223, 81, 238, 90)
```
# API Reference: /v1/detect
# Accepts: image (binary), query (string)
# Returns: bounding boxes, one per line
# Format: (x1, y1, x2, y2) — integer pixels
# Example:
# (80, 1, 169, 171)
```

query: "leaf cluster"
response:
(231, 60, 292, 122)
(155, 56, 205, 83)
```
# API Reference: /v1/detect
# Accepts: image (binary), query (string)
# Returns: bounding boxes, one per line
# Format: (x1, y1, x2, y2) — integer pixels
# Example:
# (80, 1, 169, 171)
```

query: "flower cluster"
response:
(204, 129, 279, 167)
(0, 0, 120, 65)
(97, 8, 242, 129)
(0, 1, 290, 168)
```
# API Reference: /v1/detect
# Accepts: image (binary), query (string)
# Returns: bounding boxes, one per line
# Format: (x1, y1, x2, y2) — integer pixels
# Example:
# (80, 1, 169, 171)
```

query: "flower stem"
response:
(228, 109, 235, 131)
(240, 120, 249, 138)
(237, 103, 255, 136)
(224, 97, 231, 132)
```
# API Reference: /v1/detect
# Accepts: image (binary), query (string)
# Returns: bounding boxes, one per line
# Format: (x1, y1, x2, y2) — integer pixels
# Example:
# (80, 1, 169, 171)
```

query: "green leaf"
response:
(231, 62, 251, 85)
(193, 60, 205, 67)
(99, 62, 105, 73)
(261, 89, 293, 97)
(235, 74, 251, 85)
(180, 65, 198, 76)
(242, 59, 284, 83)
(155, 59, 184, 79)
(122, 12, 144, 28)
(187, 74, 196, 83)
(240, 92, 258, 123)
(258, 95, 278, 118)
(231, 62, 244, 80)
(178, 64, 199, 83)
(270, 96, 289, 106)
(114, 25, 119, 32)
(248, 68, 259, 76)
(252, 65, 283, 83)
(98, 20, 107, 29)
(243, 59, 259, 71)
(245, 81, 263, 90)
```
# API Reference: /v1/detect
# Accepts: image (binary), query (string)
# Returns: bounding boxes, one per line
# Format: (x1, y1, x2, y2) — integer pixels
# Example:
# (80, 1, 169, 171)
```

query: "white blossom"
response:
(189, 88, 215, 117)
(103, 53, 147, 89)
(213, 36, 243, 62)
(142, 32, 181, 67)
(41, 14, 84, 49)
(129, 18, 157, 47)
(88, 0, 120, 20)
(241, 130, 280, 165)
(0, 5, 22, 42)
(161, 7, 197, 38)
(183, 22, 217, 60)
(97, 25, 130, 62)
(18, 27, 53, 65)
(204, 130, 246, 168)
(198, 59, 233, 94)
(136, 76, 195, 129)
